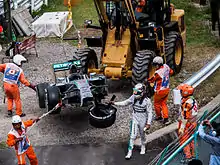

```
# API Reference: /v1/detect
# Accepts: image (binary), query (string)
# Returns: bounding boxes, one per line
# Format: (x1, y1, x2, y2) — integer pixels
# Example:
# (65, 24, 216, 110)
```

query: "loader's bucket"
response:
(88, 103, 117, 128)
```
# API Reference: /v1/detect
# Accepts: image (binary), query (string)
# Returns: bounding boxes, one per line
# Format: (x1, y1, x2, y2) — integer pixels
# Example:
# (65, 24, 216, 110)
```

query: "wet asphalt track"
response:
(0, 143, 161, 165)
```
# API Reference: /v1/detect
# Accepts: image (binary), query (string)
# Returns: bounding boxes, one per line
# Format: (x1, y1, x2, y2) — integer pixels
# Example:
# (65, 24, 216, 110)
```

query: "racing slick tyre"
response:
(46, 86, 62, 114)
(88, 103, 117, 128)
(73, 48, 98, 74)
(36, 83, 49, 108)
(165, 31, 184, 74)
(132, 49, 156, 98)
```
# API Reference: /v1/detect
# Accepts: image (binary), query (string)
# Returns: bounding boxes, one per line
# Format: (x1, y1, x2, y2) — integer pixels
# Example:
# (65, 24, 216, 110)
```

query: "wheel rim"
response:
(175, 40, 182, 66)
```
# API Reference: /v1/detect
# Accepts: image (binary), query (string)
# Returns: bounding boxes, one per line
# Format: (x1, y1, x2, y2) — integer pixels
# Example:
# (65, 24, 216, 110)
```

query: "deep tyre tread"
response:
(73, 48, 98, 74)
(36, 83, 49, 108)
(46, 86, 61, 114)
(132, 50, 156, 86)
(165, 31, 184, 74)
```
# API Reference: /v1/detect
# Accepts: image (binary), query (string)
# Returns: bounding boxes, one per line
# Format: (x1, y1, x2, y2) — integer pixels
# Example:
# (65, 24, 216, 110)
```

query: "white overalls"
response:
(115, 95, 153, 153)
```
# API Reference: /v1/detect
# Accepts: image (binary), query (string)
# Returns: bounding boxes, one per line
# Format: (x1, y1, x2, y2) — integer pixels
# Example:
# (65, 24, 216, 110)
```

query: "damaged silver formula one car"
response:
(36, 60, 117, 128)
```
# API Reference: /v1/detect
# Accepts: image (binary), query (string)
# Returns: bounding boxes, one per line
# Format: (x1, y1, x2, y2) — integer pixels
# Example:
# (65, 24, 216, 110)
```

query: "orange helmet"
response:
(136, 0, 146, 12)
(177, 84, 194, 97)
(139, 0, 146, 6)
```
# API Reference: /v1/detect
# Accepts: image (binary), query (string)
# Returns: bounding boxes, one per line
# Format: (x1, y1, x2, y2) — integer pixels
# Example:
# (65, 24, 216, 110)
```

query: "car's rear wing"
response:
(52, 60, 81, 72)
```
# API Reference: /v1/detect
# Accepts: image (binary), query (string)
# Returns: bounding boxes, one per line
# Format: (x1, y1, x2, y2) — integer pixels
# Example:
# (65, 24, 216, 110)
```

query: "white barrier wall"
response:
(0, 0, 48, 15)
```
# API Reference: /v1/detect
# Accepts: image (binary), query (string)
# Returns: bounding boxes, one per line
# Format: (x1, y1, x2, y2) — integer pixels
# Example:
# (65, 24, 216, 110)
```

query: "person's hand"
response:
(15, 137, 23, 143)
(178, 128, 184, 135)
(144, 124, 151, 132)
(202, 120, 212, 127)
(32, 118, 40, 123)
(109, 101, 115, 105)
(147, 76, 155, 84)
(149, 83, 154, 88)
(29, 83, 36, 91)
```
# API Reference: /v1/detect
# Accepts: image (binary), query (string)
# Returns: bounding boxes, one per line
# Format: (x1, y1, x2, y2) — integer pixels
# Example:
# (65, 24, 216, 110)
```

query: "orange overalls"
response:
(0, 63, 30, 115)
(7, 120, 38, 165)
(178, 96, 198, 159)
(148, 64, 173, 119)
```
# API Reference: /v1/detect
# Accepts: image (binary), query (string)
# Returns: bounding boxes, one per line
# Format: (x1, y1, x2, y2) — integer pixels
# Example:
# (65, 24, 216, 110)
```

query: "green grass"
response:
(172, 0, 219, 47)
(34, 0, 219, 47)
(0, 141, 7, 149)
(33, 0, 98, 27)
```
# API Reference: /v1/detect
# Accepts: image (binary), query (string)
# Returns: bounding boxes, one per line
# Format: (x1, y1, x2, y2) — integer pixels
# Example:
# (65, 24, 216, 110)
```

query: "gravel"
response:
(0, 40, 133, 146)
(0, 39, 219, 147)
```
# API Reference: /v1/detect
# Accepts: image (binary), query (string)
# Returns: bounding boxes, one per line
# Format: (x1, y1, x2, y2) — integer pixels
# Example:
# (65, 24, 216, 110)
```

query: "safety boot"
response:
(155, 116, 163, 121)
(20, 113, 26, 117)
(140, 145, 146, 155)
(163, 118, 171, 125)
(8, 110, 12, 117)
(125, 150, 132, 160)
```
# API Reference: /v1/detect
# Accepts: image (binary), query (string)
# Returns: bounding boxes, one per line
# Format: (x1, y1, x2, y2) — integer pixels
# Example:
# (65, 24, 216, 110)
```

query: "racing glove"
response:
(144, 124, 151, 132)
(178, 127, 184, 135)
(29, 83, 36, 91)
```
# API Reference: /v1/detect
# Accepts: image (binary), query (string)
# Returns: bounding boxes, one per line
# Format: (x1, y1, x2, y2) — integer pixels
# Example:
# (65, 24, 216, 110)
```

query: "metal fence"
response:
(161, 105, 220, 165)
(0, 0, 48, 15)
(148, 53, 220, 165)
(173, 54, 220, 105)
(148, 105, 220, 165)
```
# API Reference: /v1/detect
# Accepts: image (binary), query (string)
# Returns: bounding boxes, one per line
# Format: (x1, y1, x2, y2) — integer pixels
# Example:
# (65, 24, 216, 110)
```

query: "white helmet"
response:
(13, 54, 27, 66)
(12, 115, 22, 124)
(133, 83, 145, 98)
(153, 56, 163, 65)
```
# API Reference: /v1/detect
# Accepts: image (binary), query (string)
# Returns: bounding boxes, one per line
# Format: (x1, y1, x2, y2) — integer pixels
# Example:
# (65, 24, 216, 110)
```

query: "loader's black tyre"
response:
(165, 31, 184, 74)
(73, 48, 98, 74)
(88, 103, 117, 128)
(46, 86, 61, 114)
(36, 83, 49, 108)
(132, 50, 156, 86)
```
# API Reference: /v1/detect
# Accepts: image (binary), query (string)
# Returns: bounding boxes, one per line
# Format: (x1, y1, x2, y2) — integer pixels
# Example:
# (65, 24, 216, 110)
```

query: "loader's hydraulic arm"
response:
(115, 2, 121, 40)
(93, 0, 137, 34)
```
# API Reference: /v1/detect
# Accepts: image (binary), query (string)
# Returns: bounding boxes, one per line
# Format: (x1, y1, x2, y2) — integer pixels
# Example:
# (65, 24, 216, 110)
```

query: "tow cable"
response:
(22, 102, 63, 137)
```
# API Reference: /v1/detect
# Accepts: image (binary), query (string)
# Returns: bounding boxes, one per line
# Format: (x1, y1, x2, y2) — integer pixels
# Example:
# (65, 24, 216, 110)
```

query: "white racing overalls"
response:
(115, 95, 153, 150)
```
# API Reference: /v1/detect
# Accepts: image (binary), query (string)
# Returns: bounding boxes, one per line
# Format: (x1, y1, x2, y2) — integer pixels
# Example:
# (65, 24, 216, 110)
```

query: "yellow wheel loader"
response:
(71, 0, 186, 87)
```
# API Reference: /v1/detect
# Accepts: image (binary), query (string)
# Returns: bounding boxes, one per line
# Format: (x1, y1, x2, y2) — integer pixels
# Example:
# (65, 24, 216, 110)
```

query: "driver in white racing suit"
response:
(112, 83, 153, 159)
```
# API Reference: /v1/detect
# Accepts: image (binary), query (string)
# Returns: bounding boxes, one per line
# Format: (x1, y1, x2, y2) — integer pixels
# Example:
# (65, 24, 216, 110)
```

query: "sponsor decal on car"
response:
(53, 60, 81, 71)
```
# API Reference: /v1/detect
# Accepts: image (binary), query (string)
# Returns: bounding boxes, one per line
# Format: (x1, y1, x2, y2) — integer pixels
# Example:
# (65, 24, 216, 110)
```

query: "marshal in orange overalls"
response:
(148, 64, 173, 120)
(177, 84, 198, 160)
(7, 120, 38, 165)
(0, 63, 32, 116)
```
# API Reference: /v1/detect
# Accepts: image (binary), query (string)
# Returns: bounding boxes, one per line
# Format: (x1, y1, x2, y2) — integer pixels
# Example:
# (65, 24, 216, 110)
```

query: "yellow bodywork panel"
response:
(104, 67, 122, 78)
(181, 30, 186, 49)
(171, 9, 186, 49)
(171, 9, 184, 22)
(102, 28, 131, 67)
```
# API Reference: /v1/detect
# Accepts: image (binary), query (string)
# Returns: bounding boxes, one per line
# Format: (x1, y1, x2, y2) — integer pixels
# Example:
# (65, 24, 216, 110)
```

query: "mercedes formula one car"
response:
(36, 59, 117, 128)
